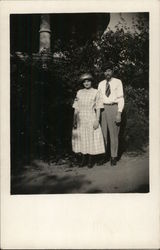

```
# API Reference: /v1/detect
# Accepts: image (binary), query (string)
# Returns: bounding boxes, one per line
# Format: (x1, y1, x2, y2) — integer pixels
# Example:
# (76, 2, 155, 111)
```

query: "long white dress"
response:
(72, 88, 105, 155)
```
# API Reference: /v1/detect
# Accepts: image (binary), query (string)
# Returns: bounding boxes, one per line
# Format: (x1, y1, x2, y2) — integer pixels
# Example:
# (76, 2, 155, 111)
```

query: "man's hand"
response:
(115, 112, 121, 124)
(93, 120, 99, 130)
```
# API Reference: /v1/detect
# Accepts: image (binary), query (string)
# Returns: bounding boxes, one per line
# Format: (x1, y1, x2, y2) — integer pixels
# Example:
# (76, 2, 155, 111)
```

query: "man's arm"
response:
(117, 80, 124, 112)
(116, 80, 124, 123)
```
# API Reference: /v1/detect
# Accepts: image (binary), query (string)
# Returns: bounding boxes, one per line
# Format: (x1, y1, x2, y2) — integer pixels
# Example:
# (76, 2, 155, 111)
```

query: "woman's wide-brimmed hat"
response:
(79, 73, 93, 83)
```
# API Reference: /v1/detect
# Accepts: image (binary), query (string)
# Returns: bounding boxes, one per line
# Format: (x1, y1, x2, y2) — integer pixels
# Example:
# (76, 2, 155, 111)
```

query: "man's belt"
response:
(104, 103, 117, 106)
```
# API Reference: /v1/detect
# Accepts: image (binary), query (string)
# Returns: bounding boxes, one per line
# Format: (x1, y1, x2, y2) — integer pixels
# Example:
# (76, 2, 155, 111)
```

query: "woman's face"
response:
(83, 79, 92, 89)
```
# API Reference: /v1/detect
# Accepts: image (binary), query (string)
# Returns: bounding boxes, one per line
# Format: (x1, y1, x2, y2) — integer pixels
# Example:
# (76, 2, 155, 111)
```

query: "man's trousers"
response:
(101, 104, 120, 158)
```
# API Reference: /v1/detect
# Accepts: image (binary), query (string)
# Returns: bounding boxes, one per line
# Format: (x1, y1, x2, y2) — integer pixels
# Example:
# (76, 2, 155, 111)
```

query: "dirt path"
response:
(11, 149, 149, 194)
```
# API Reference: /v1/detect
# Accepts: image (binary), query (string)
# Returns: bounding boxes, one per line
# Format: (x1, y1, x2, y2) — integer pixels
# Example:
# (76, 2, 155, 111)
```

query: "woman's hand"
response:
(93, 120, 99, 130)
(73, 120, 77, 129)
(73, 113, 78, 129)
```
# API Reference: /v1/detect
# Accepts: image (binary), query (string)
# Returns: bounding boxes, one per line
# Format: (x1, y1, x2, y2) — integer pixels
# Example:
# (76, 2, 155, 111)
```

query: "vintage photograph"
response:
(10, 12, 149, 194)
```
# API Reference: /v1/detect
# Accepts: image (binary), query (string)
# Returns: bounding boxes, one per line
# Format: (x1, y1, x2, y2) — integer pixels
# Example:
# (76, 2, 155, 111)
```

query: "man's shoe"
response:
(111, 157, 117, 166)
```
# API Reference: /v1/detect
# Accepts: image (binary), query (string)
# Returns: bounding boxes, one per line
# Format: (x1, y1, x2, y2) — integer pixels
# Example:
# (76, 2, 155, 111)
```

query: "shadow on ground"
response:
(11, 171, 92, 194)
(11, 160, 94, 194)
(11, 147, 149, 194)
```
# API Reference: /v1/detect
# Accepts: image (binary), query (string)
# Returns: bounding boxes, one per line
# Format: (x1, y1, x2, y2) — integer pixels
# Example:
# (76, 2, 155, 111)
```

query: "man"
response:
(98, 67, 124, 166)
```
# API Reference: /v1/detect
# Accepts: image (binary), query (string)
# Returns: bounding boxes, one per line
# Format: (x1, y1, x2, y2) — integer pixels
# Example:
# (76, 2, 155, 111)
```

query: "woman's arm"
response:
(96, 108, 100, 122)
(72, 91, 79, 129)
(73, 109, 78, 129)
(93, 108, 100, 130)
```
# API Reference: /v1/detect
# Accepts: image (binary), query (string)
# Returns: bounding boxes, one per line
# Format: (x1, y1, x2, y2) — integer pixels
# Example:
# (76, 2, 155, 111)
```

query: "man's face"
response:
(104, 69, 113, 81)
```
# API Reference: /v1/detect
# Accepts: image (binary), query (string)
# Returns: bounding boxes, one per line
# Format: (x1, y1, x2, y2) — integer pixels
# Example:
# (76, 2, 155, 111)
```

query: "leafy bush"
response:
(119, 85, 149, 153)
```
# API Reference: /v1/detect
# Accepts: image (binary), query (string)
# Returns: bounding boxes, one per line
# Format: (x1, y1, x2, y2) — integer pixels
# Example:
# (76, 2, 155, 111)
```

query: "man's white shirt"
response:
(98, 77, 124, 112)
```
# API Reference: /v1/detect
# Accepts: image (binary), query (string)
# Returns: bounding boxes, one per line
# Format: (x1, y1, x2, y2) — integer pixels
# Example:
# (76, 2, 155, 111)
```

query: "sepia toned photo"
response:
(10, 12, 149, 194)
(1, 1, 160, 249)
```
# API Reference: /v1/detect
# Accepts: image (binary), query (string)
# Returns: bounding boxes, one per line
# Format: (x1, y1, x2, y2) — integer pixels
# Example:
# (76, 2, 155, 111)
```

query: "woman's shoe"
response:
(79, 154, 87, 167)
(88, 155, 94, 168)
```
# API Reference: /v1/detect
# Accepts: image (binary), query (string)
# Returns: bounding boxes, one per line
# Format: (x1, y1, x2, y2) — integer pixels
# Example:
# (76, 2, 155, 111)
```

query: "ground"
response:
(11, 148, 149, 194)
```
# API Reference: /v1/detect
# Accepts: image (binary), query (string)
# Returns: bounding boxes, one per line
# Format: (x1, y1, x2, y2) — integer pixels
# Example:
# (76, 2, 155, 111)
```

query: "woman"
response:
(72, 73, 105, 168)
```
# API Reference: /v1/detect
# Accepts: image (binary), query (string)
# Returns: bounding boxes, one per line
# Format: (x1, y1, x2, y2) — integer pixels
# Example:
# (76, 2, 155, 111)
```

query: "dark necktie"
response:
(105, 80, 111, 97)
